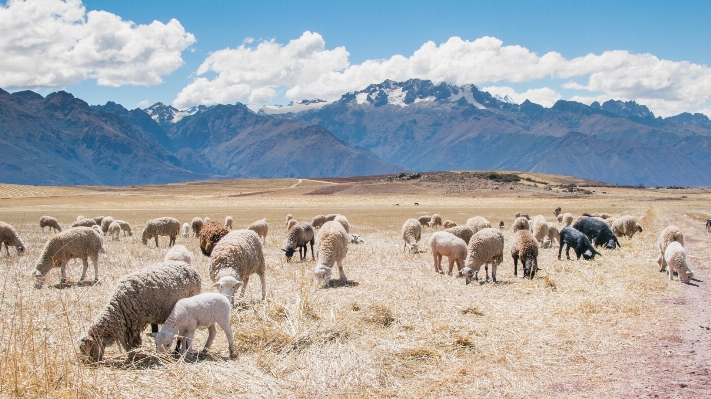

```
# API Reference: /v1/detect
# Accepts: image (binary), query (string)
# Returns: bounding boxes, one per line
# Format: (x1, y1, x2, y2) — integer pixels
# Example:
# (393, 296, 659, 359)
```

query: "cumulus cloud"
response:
(174, 31, 711, 117)
(0, 0, 195, 89)
(482, 86, 561, 108)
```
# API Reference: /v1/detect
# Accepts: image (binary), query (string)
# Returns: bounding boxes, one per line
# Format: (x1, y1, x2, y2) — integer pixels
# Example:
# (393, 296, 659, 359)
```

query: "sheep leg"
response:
(220, 321, 237, 359)
(91, 255, 99, 282)
(337, 259, 347, 281)
(491, 263, 497, 283)
(309, 240, 315, 260)
(154, 236, 159, 248)
(668, 266, 674, 281)
(60, 260, 69, 283)
(513, 254, 519, 276)
(432, 251, 439, 273)
(448, 256, 456, 275)
(484, 265, 490, 281)
(169, 235, 176, 247)
(3, 244, 9, 257)
(241, 276, 250, 298)
(533, 257, 538, 278)
(565, 245, 572, 260)
(259, 272, 266, 300)
(80, 257, 89, 281)
(203, 324, 217, 352)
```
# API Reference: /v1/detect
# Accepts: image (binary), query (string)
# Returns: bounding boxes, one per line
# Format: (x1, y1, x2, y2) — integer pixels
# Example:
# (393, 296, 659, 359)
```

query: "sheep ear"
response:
(212, 283, 221, 288)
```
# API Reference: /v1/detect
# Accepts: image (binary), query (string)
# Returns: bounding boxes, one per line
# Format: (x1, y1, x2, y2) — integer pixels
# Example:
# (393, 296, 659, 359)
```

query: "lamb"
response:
(210, 229, 266, 303)
(283, 222, 315, 261)
(429, 231, 468, 275)
(287, 219, 298, 231)
(141, 217, 181, 248)
(572, 217, 620, 249)
(325, 214, 339, 222)
(512, 216, 530, 232)
(554, 207, 562, 217)
(100, 216, 115, 235)
(558, 226, 601, 260)
(350, 234, 365, 244)
(418, 215, 432, 227)
(32, 226, 104, 288)
(557, 215, 563, 223)
(515, 212, 530, 220)
(611, 215, 643, 238)
(311, 215, 327, 229)
(0, 221, 26, 257)
(247, 218, 269, 244)
(445, 225, 474, 244)
(313, 221, 349, 287)
(286, 214, 293, 226)
(191, 217, 204, 238)
(39, 216, 62, 233)
(656, 225, 684, 272)
(334, 215, 350, 233)
(664, 241, 694, 283)
(428, 214, 443, 228)
(459, 228, 504, 284)
(466, 216, 491, 234)
(108, 221, 121, 241)
(71, 218, 97, 228)
(543, 223, 559, 249)
(224, 216, 234, 230)
(199, 221, 229, 256)
(181, 223, 191, 238)
(114, 220, 132, 236)
(531, 215, 549, 245)
(511, 230, 539, 278)
(401, 218, 422, 254)
(442, 220, 457, 229)
(562, 213, 574, 227)
(165, 244, 193, 264)
(78, 260, 201, 362)
(92, 216, 104, 226)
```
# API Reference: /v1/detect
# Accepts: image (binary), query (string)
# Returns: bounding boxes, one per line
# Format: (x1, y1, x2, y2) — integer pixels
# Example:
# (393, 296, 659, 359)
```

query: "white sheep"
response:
(562, 213, 574, 227)
(0, 221, 26, 257)
(39, 216, 62, 233)
(429, 231, 468, 275)
(350, 234, 365, 244)
(311, 215, 327, 229)
(115, 220, 133, 236)
(210, 229, 266, 304)
(150, 293, 237, 359)
(611, 215, 643, 238)
(333, 215, 350, 233)
(657, 225, 684, 272)
(32, 227, 104, 288)
(442, 220, 457, 229)
(512, 216, 530, 232)
(181, 223, 191, 238)
(71, 218, 97, 228)
(542, 222, 559, 249)
(428, 214, 443, 228)
(191, 217, 204, 238)
(247, 218, 269, 244)
(287, 219, 298, 231)
(108, 221, 121, 241)
(401, 218, 422, 254)
(100, 216, 115, 235)
(142, 217, 181, 247)
(460, 228, 504, 284)
(466, 216, 491, 234)
(286, 214, 293, 226)
(225, 216, 234, 230)
(165, 244, 193, 265)
(531, 215, 549, 245)
(664, 241, 694, 283)
(313, 221, 349, 287)
(92, 216, 104, 226)
(445, 225, 474, 244)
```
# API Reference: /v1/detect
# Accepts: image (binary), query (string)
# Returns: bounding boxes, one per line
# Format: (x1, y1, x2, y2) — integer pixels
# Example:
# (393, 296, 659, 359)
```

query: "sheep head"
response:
(148, 331, 176, 354)
(32, 269, 46, 289)
(407, 243, 418, 254)
(314, 264, 332, 287)
(78, 335, 104, 363)
(459, 267, 476, 285)
(282, 246, 296, 260)
(213, 275, 244, 305)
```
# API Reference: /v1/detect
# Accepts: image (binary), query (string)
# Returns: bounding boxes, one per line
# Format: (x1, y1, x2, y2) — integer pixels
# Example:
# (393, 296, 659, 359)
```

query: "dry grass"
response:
(0, 178, 706, 398)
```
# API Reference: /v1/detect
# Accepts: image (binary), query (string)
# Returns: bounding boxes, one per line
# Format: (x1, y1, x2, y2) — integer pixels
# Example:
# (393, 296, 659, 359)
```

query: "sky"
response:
(1, 0, 711, 117)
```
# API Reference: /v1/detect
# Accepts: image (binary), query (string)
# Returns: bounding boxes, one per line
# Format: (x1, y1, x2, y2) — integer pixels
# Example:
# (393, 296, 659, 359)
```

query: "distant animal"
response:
(499, 220, 504, 229)
(402, 219, 422, 254)
(39, 216, 62, 233)
(706, 219, 711, 233)
(414, 203, 419, 206)
(554, 207, 562, 217)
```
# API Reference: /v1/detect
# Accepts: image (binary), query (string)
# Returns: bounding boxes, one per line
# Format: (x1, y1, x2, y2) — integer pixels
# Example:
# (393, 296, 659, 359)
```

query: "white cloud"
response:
(482, 86, 561, 108)
(137, 99, 150, 108)
(0, 0, 195, 89)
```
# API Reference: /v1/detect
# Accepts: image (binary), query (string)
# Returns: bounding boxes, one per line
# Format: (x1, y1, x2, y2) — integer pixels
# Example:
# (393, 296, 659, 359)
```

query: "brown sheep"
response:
(199, 221, 230, 256)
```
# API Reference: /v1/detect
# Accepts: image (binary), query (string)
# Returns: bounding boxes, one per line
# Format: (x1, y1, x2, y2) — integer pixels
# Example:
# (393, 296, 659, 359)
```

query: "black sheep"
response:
(558, 227, 601, 260)
(572, 217, 620, 249)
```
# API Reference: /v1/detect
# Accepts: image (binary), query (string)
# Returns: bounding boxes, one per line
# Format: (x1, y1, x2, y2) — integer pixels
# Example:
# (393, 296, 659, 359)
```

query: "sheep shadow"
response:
(50, 280, 99, 289)
(326, 279, 359, 289)
(97, 351, 234, 369)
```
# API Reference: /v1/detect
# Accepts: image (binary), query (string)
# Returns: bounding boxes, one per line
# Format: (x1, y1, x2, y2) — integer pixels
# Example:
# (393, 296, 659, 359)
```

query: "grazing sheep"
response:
(558, 226, 600, 260)
(151, 292, 237, 359)
(429, 231, 468, 275)
(76, 215, 84, 221)
(191, 217, 204, 238)
(442, 220, 457, 229)
(611, 215, 643, 238)
(515, 212, 530, 220)
(512, 216, 530, 232)
(428, 214, 443, 229)
(664, 241, 694, 283)
(32, 227, 104, 288)
(460, 228, 504, 284)
(39, 216, 62, 233)
(325, 214, 339, 222)
(287, 219, 298, 231)
(401, 219, 422, 254)
(0, 221, 26, 257)
(108, 221, 121, 241)
(511, 230, 539, 278)
(554, 207, 562, 217)
(311, 215, 327, 229)
(100, 216, 115, 235)
(165, 244, 193, 264)
(92, 216, 104, 226)
(592, 212, 611, 219)
(445, 225, 474, 245)
(562, 213, 574, 227)
(141, 217, 181, 248)
(210, 229, 266, 303)
(199, 221, 229, 257)
(114, 220, 132, 236)
(499, 220, 505, 229)
(466, 216, 491, 234)
(334, 215, 350, 233)
(71, 218, 97, 228)
(204, 217, 211, 223)
(283, 222, 315, 261)
(531, 215, 549, 245)
(543, 223, 559, 249)
(286, 214, 293, 226)
(313, 221, 349, 287)
(572, 217, 620, 249)
(656, 225, 684, 272)
(350, 234, 365, 244)
(224, 216, 234, 230)
(181, 223, 191, 238)
(557, 215, 563, 223)
(706, 219, 711, 233)
(78, 260, 201, 363)
(247, 218, 269, 244)
(418, 215, 432, 227)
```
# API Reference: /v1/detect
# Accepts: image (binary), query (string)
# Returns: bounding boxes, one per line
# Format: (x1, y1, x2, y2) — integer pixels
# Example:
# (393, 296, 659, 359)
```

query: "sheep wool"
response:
(283, 222, 315, 261)
(543, 222, 559, 249)
(401, 219, 422, 254)
(199, 221, 229, 256)
(39, 216, 62, 233)
(531, 215, 549, 245)
(225, 216, 234, 230)
(115, 220, 132, 236)
(141, 217, 180, 247)
(247, 218, 269, 244)
(287, 219, 298, 231)
(657, 225, 684, 272)
(92, 216, 104, 226)
(512, 217, 530, 232)
(611, 215, 642, 238)
(445, 225, 474, 245)
(442, 220, 457, 229)
(33, 226, 104, 287)
(191, 217, 204, 238)
(562, 213, 574, 227)
(210, 229, 266, 303)
(0, 221, 26, 257)
(511, 230, 539, 278)
(325, 214, 339, 222)
(286, 214, 294, 226)
(466, 216, 492, 234)
(311, 215, 327, 229)
(165, 244, 193, 265)
(333, 215, 350, 233)
(100, 216, 115, 234)
(314, 221, 349, 287)
(429, 231, 468, 275)
(461, 228, 504, 284)
(664, 241, 694, 283)
(428, 214, 443, 228)
(418, 215, 432, 227)
(71, 218, 97, 228)
(108, 221, 121, 241)
(181, 223, 191, 238)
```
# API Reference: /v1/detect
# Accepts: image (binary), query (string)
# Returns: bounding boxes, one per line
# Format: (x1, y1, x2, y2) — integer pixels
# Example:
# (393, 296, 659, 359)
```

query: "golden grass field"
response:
(0, 172, 710, 398)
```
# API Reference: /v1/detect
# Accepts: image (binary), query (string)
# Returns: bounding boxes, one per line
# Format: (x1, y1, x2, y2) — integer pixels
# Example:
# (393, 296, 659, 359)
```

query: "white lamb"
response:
(181, 223, 191, 238)
(562, 213, 574, 227)
(531, 215, 549, 245)
(313, 221, 349, 287)
(108, 221, 121, 241)
(664, 241, 694, 283)
(224, 216, 234, 230)
(401, 218, 422, 254)
(429, 231, 468, 275)
(165, 244, 193, 265)
(350, 234, 365, 244)
(466, 216, 491, 234)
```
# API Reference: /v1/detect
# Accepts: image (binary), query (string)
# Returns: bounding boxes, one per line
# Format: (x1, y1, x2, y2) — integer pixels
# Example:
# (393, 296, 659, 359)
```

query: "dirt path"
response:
(290, 179, 303, 188)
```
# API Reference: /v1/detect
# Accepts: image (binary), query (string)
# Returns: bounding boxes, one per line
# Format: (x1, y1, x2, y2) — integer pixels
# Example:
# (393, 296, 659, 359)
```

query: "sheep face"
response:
(605, 239, 617, 249)
(213, 275, 244, 305)
(407, 243, 418, 254)
(32, 270, 46, 289)
(459, 267, 476, 285)
(582, 249, 596, 260)
(283, 246, 296, 260)
(78, 335, 104, 363)
(151, 331, 176, 354)
(314, 264, 332, 287)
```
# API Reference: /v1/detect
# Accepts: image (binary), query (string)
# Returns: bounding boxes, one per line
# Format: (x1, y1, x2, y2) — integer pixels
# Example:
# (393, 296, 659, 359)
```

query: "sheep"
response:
(611, 215, 643, 238)
(100, 216, 115, 235)
(401, 218, 422, 254)
(531, 215, 549, 245)
(543, 223, 559, 249)
(141, 217, 180, 248)
(428, 214, 443, 229)
(554, 207, 562, 217)
(311, 215, 327, 229)
(78, 260, 201, 363)
(71, 218, 97, 228)
(92, 216, 104, 226)
(32, 226, 104, 288)
(76, 215, 85, 221)
(108, 221, 121, 241)
(0, 221, 26, 257)
(165, 244, 193, 264)
(442, 220, 457, 229)
(191, 217, 204, 238)
(199, 221, 229, 256)
(511, 230, 539, 278)
(512, 216, 530, 232)
(286, 214, 293, 226)
(572, 217, 620, 249)
(499, 220, 505, 229)
(210, 229, 266, 303)
(313, 221, 349, 287)
(459, 228, 504, 284)
(706, 219, 711, 233)
(204, 217, 211, 223)
(225, 216, 234, 230)
(429, 231, 468, 275)
(558, 226, 601, 260)
(181, 223, 191, 238)
(515, 212, 530, 220)
(656, 225, 684, 272)
(283, 222, 315, 261)
(664, 241, 694, 283)
(247, 218, 269, 244)
(592, 212, 611, 219)
(287, 219, 298, 231)
(418, 215, 432, 227)
(350, 234, 365, 244)
(466, 216, 491, 234)
(325, 214, 339, 222)
(562, 213, 574, 227)
(606, 217, 616, 227)
(114, 220, 132, 236)
(557, 215, 563, 223)
(150, 292, 237, 359)
(445, 225, 474, 245)
(334, 215, 350, 233)
(39, 216, 62, 233)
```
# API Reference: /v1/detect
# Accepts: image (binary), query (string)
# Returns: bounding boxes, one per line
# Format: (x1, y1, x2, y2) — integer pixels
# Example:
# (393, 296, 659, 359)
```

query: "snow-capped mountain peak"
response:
(144, 102, 209, 125)
(343, 79, 489, 109)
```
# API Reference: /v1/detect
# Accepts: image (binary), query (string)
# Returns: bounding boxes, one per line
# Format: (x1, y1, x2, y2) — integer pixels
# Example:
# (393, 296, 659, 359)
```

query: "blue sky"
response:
(2, 0, 711, 116)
